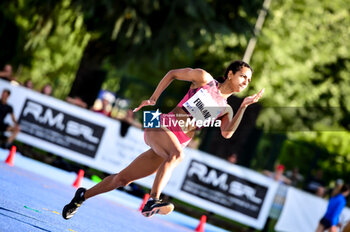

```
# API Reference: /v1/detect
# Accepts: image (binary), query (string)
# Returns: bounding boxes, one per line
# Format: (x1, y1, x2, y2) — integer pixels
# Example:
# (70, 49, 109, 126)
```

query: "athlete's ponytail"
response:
(216, 76, 226, 83)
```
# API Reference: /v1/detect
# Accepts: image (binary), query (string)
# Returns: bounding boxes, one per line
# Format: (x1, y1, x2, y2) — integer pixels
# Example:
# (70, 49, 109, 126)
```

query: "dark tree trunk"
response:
(0, 13, 20, 67)
(69, 39, 112, 108)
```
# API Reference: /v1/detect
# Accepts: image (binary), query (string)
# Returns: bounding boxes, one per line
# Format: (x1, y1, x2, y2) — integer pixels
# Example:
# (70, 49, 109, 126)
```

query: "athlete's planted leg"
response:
(141, 152, 184, 217)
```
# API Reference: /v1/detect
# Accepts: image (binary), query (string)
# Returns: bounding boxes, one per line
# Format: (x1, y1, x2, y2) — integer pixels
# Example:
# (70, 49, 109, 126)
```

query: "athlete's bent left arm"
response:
(220, 105, 247, 139)
(220, 88, 265, 139)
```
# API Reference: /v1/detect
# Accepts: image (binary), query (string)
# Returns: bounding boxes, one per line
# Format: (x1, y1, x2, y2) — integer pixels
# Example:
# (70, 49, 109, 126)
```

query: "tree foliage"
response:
(1, 0, 90, 98)
(1, 0, 263, 100)
(251, 0, 350, 132)
(249, 0, 350, 184)
(277, 131, 350, 184)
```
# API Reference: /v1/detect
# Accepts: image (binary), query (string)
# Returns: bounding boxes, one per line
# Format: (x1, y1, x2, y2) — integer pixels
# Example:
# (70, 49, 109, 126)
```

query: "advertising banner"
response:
(19, 99, 105, 157)
(181, 160, 268, 219)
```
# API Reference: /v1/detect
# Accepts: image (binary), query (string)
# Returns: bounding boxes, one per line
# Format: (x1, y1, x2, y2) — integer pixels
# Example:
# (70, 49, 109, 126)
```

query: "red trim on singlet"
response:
(177, 79, 227, 108)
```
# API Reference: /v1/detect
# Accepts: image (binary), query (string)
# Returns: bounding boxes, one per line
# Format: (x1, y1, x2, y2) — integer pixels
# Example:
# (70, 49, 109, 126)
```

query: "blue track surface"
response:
(0, 149, 228, 232)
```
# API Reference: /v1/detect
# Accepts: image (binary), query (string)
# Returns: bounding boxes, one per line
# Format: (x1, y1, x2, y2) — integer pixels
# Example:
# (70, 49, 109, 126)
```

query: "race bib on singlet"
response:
(183, 88, 224, 121)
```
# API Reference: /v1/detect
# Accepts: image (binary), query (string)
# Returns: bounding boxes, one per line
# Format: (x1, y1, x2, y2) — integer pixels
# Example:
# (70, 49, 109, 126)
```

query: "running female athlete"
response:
(62, 60, 264, 219)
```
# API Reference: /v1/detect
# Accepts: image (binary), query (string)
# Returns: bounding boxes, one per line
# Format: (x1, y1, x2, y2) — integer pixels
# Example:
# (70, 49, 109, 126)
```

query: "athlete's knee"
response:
(113, 173, 132, 187)
(168, 150, 184, 163)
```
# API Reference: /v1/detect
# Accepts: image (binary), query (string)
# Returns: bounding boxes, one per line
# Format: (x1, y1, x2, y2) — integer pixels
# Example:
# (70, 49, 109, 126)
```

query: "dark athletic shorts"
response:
(0, 123, 9, 132)
(320, 217, 332, 230)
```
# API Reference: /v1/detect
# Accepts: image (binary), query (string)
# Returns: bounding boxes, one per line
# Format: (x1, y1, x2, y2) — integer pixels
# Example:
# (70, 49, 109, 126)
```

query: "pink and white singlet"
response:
(162, 79, 227, 147)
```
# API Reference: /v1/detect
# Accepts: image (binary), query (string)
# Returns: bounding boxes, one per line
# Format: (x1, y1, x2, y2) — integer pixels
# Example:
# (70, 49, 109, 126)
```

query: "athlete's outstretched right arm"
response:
(133, 68, 212, 112)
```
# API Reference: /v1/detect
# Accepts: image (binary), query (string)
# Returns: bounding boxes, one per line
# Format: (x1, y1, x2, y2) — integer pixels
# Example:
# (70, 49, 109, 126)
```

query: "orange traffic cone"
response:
(195, 215, 207, 232)
(5, 145, 16, 166)
(72, 169, 85, 188)
(138, 193, 150, 211)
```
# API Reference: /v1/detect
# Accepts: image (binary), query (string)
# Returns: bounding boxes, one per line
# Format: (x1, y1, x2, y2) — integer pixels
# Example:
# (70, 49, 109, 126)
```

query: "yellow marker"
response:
(68, 229, 77, 232)
(42, 208, 60, 215)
